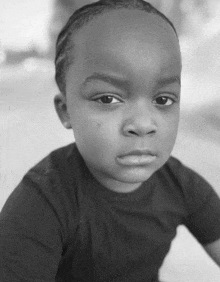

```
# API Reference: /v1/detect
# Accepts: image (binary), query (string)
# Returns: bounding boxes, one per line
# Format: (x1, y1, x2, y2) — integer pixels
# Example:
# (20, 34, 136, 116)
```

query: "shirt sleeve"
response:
(181, 164, 220, 245)
(0, 172, 64, 282)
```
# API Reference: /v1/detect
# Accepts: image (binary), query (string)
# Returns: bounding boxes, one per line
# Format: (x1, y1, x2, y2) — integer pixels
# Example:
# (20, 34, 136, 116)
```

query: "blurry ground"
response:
(1, 0, 220, 281)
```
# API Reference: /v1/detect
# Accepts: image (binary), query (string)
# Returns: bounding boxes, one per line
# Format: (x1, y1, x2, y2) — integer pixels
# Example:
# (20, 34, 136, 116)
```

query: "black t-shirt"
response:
(1, 143, 220, 282)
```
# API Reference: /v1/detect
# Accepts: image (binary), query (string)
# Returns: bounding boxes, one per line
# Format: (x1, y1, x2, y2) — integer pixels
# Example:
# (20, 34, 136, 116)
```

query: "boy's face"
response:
(55, 9, 181, 192)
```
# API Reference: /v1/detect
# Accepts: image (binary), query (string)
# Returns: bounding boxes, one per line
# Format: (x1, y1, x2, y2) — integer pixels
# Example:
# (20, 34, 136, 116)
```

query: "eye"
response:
(95, 95, 122, 104)
(153, 96, 174, 106)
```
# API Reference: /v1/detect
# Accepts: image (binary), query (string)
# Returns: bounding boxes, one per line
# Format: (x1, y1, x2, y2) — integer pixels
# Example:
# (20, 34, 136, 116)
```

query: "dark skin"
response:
(54, 9, 220, 264)
(55, 9, 181, 192)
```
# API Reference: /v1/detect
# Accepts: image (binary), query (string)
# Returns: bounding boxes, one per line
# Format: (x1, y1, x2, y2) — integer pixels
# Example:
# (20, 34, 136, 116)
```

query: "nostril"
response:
(148, 129, 156, 134)
(128, 130, 138, 136)
(126, 128, 156, 137)
(122, 119, 157, 137)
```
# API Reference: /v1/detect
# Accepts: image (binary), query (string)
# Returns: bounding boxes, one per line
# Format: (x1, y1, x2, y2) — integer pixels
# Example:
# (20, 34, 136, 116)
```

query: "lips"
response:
(116, 149, 157, 166)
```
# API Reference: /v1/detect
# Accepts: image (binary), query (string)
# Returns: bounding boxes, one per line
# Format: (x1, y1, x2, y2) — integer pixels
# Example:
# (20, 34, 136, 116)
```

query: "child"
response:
(1, 0, 220, 281)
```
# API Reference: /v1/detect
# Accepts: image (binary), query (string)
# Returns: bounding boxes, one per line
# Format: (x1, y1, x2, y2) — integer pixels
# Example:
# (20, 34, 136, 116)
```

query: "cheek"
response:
(159, 113, 179, 144)
(72, 112, 119, 146)
(73, 117, 119, 168)
(156, 117, 179, 165)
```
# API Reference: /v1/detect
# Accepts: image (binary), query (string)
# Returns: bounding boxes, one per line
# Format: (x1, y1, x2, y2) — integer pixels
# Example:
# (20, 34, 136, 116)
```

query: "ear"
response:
(54, 93, 72, 129)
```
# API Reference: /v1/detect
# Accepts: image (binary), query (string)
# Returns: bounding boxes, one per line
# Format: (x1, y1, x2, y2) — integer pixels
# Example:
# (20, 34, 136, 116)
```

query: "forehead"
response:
(67, 9, 181, 83)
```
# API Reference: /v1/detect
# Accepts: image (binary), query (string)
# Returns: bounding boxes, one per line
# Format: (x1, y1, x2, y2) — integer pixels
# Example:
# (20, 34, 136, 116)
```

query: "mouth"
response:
(116, 149, 157, 166)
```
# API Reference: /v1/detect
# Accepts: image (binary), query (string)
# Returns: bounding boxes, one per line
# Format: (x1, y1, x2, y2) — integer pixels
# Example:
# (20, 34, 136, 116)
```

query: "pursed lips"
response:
(116, 149, 157, 166)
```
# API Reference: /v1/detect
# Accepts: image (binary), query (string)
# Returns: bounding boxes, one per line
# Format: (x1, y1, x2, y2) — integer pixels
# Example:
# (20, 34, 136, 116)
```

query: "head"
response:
(54, 0, 182, 192)
(55, 0, 178, 94)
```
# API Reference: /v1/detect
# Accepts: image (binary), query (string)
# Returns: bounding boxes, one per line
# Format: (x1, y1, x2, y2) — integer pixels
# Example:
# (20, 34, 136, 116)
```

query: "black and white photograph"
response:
(1, 1, 220, 281)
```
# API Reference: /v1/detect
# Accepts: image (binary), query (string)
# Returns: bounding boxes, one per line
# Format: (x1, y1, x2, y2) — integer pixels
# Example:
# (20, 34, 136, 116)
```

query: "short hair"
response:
(55, 0, 178, 94)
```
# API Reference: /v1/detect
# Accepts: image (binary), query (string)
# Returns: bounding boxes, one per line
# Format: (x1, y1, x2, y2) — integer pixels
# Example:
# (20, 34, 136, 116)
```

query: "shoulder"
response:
(163, 157, 220, 244)
(163, 155, 200, 179)
(1, 143, 82, 241)
(30, 142, 77, 176)
(159, 156, 217, 212)
(163, 156, 212, 190)
(17, 142, 83, 211)
(23, 142, 82, 191)
(0, 144, 81, 280)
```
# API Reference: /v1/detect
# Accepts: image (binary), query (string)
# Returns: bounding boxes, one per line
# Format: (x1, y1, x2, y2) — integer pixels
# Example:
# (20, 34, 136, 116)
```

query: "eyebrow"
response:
(157, 75, 181, 87)
(82, 72, 181, 89)
(82, 72, 130, 90)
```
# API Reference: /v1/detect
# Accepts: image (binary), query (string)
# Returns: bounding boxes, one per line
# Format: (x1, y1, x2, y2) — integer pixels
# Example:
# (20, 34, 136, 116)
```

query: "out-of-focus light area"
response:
(1, 0, 220, 108)
(1, 1, 220, 282)
(0, 0, 52, 53)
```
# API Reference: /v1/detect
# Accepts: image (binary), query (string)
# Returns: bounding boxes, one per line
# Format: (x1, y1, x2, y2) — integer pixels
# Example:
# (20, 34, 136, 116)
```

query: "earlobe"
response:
(54, 93, 72, 129)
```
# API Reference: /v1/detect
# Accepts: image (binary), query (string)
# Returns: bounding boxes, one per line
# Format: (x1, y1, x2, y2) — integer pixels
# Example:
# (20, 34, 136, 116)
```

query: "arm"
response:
(204, 238, 220, 267)
(0, 175, 63, 282)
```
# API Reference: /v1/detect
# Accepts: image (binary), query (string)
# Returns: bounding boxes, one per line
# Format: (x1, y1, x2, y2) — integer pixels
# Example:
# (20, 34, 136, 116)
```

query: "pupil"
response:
(101, 96, 113, 103)
(157, 97, 167, 104)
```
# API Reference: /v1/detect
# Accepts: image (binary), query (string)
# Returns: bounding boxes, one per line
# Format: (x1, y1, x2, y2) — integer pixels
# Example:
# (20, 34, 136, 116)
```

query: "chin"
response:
(114, 158, 167, 183)
(114, 168, 157, 184)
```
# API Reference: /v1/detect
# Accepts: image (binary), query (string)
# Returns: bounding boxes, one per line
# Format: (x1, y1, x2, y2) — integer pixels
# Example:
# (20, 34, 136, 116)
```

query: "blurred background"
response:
(1, 0, 220, 281)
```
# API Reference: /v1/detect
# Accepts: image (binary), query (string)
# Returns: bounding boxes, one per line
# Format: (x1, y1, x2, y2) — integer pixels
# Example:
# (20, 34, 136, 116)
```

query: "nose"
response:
(122, 103, 157, 137)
